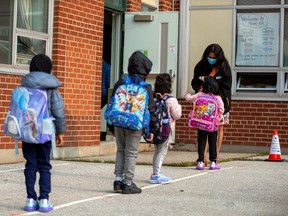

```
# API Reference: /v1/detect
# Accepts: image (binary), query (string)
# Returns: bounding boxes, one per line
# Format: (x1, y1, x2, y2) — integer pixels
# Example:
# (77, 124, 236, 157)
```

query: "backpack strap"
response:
(51, 133, 57, 159)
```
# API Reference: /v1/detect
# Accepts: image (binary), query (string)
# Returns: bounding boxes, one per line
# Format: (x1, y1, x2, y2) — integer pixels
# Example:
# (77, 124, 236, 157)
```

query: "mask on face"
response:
(207, 57, 217, 65)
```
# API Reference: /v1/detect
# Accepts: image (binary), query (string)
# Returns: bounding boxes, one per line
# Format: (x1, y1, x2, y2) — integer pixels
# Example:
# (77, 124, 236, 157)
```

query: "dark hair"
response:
(30, 54, 52, 74)
(201, 43, 229, 69)
(202, 76, 220, 95)
(154, 73, 172, 94)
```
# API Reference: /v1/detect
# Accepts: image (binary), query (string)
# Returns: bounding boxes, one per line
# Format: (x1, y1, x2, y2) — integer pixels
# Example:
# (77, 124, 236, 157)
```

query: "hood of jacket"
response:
(21, 71, 61, 89)
(128, 51, 153, 79)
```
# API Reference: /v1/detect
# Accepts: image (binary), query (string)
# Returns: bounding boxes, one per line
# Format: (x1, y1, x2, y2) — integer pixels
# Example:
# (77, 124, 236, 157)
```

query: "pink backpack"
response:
(187, 93, 220, 132)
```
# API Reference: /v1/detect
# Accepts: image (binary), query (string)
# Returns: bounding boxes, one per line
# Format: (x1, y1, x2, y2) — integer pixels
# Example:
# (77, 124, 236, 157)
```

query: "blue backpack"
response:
(144, 94, 171, 144)
(105, 75, 150, 134)
(4, 87, 57, 156)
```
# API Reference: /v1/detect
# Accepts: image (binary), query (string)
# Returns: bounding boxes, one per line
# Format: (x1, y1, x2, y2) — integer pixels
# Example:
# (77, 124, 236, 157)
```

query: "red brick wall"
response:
(176, 99, 288, 148)
(127, 0, 141, 12)
(0, 74, 22, 148)
(53, 0, 104, 147)
(159, 0, 179, 11)
(159, 0, 173, 11)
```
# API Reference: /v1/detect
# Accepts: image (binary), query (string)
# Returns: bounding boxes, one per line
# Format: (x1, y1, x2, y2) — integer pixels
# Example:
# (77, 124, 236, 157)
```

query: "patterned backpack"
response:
(144, 94, 171, 144)
(187, 93, 220, 132)
(4, 87, 56, 155)
(105, 75, 150, 134)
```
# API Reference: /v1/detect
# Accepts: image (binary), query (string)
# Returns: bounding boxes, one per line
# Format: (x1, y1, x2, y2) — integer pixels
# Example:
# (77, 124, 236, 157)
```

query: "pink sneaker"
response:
(209, 161, 220, 170)
(196, 161, 204, 170)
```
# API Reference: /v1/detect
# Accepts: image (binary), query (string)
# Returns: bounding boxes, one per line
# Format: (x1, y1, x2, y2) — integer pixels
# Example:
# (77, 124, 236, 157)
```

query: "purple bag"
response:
(187, 93, 219, 132)
(4, 87, 54, 144)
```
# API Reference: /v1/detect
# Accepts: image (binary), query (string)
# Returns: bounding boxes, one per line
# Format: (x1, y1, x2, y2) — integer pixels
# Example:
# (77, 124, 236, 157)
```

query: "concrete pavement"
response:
(1, 148, 287, 216)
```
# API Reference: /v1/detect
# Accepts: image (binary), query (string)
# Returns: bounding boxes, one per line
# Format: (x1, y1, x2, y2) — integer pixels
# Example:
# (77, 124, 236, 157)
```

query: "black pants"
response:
(197, 129, 217, 162)
(22, 141, 52, 200)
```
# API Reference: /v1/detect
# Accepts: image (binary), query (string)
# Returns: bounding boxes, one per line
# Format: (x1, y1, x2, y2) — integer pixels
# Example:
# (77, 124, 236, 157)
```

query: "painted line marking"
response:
(0, 163, 71, 173)
(20, 166, 233, 215)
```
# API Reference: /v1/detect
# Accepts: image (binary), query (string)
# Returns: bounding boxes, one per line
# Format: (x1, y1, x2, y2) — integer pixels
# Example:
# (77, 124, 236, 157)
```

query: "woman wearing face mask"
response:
(191, 43, 232, 163)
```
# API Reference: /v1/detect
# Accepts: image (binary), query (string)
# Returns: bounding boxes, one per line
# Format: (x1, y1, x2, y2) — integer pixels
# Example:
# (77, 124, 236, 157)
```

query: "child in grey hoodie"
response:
(21, 54, 66, 212)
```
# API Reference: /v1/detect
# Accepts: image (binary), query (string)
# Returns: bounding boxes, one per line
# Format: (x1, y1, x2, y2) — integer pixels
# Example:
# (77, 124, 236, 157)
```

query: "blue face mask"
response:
(207, 57, 217, 65)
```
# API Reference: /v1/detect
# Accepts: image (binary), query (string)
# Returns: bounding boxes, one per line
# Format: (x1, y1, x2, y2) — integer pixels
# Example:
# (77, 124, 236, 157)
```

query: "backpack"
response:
(104, 75, 150, 134)
(144, 94, 171, 144)
(4, 87, 56, 156)
(187, 93, 220, 132)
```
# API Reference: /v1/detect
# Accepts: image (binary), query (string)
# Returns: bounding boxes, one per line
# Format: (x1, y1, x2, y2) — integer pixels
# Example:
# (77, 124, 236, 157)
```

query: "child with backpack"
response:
(147, 73, 182, 184)
(105, 51, 158, 194)
(185, 76, 224, 170)
(8, 54, 65, 212)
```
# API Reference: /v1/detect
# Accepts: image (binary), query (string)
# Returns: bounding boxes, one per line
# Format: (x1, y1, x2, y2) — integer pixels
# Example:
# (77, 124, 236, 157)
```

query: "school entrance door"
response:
(123, 11, 179, 143)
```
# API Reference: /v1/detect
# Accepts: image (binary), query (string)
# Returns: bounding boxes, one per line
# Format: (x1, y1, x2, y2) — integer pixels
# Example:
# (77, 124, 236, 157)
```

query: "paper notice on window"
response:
(236, 13, 280, 66)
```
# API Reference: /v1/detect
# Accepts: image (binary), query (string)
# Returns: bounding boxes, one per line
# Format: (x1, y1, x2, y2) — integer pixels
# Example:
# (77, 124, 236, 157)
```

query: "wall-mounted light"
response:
(134, 15, 154, 22)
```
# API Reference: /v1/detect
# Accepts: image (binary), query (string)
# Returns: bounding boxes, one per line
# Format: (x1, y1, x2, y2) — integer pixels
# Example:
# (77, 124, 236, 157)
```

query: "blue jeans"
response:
(22, 141, 52, 200)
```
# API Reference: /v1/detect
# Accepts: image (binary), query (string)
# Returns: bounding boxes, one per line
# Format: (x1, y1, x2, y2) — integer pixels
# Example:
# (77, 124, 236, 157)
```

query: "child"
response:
(149, 73, 182, 184)
(108, 51, 158, 194)
(21, 54, 66, 212)
(185, 76, 224, 170)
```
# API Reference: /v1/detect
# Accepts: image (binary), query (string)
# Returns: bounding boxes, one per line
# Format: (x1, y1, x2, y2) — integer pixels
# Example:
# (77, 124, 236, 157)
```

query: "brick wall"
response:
(53, 0, 104, 147)
(127, 0, 141, 12)
(0, 75, 22, 148)
(176, 99, 288, 148)
(159, 0, 180, 11)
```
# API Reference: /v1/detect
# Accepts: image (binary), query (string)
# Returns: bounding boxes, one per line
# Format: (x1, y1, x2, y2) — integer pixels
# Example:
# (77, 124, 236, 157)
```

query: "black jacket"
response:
(108, 51, 158, 134)
(191, 60, 232, 114)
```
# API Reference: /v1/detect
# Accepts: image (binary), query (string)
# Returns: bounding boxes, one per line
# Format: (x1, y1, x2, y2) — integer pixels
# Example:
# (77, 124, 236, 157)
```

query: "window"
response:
(105, 0, 126, 11)
(237, 72, 277, 92)
(234, 0, 288, 96)
(0, 0, 53, 72)
(285, 73, 288, 92)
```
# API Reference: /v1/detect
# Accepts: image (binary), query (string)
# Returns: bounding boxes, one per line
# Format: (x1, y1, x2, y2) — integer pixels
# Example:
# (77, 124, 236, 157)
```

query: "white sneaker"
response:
(209, 161, 221, 170)
(24, 198, 38, 211)
(39, 199, 53, 212)
(196, 161, 204, 170)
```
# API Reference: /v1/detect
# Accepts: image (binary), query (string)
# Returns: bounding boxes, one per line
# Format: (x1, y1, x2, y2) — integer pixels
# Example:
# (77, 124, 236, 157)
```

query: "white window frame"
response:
(0, 0, 54, 75)
(233, 0, 288, 100)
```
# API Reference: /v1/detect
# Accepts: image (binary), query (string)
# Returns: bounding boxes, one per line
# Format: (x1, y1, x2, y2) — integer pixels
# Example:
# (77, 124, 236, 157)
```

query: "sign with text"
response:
(236, 13, 280, 66)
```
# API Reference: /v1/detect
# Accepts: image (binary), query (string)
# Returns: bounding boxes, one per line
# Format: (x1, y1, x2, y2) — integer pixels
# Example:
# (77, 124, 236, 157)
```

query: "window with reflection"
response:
(0, 0, 52, 68)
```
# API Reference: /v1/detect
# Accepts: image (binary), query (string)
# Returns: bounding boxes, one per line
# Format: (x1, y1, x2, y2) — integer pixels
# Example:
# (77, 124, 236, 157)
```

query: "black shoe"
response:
(113, 181, 124, 193)
(122, 182, 142, 194)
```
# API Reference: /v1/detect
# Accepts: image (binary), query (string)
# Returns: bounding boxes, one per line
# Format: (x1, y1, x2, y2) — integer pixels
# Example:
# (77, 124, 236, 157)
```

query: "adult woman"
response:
(191, 43, 232, 160)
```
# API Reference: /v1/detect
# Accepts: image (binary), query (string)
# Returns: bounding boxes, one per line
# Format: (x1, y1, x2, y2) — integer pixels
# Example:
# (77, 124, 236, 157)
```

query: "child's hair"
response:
(154, 73, 172, 94)
(202, 76, 220, 95)
(30, 54, 52, 74)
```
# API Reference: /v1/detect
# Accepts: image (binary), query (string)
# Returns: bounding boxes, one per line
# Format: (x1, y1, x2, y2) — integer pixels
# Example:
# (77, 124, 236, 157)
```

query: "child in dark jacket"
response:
(186, 76, 224, 170)
(108, 51, 157, 194)
(21, 54, 66, 212)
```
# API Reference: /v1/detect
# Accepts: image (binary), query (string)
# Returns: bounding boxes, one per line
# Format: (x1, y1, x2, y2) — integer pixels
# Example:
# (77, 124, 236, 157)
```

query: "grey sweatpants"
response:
(114, 127, 143, 184)
(152, 138, 170, 175)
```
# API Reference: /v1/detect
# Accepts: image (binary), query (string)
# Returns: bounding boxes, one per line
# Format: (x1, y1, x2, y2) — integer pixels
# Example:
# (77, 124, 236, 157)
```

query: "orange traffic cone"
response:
(266, 130, 284, 162)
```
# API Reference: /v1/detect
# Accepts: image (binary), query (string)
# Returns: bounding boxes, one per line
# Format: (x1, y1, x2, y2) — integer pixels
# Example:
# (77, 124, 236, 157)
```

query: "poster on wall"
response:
(236, 13, 280, 66)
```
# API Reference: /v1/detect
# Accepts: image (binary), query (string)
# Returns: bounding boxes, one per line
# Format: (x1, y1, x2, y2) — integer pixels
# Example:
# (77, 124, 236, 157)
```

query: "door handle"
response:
(169, 69, 176, 78)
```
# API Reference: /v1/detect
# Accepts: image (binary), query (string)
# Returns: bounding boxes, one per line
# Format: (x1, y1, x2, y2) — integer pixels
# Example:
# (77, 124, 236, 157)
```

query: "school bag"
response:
(144, 94, 171, 144)
(104, 74, 150, 135)
(187, 93, 220, 132)
(4, 87, 57, 157)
